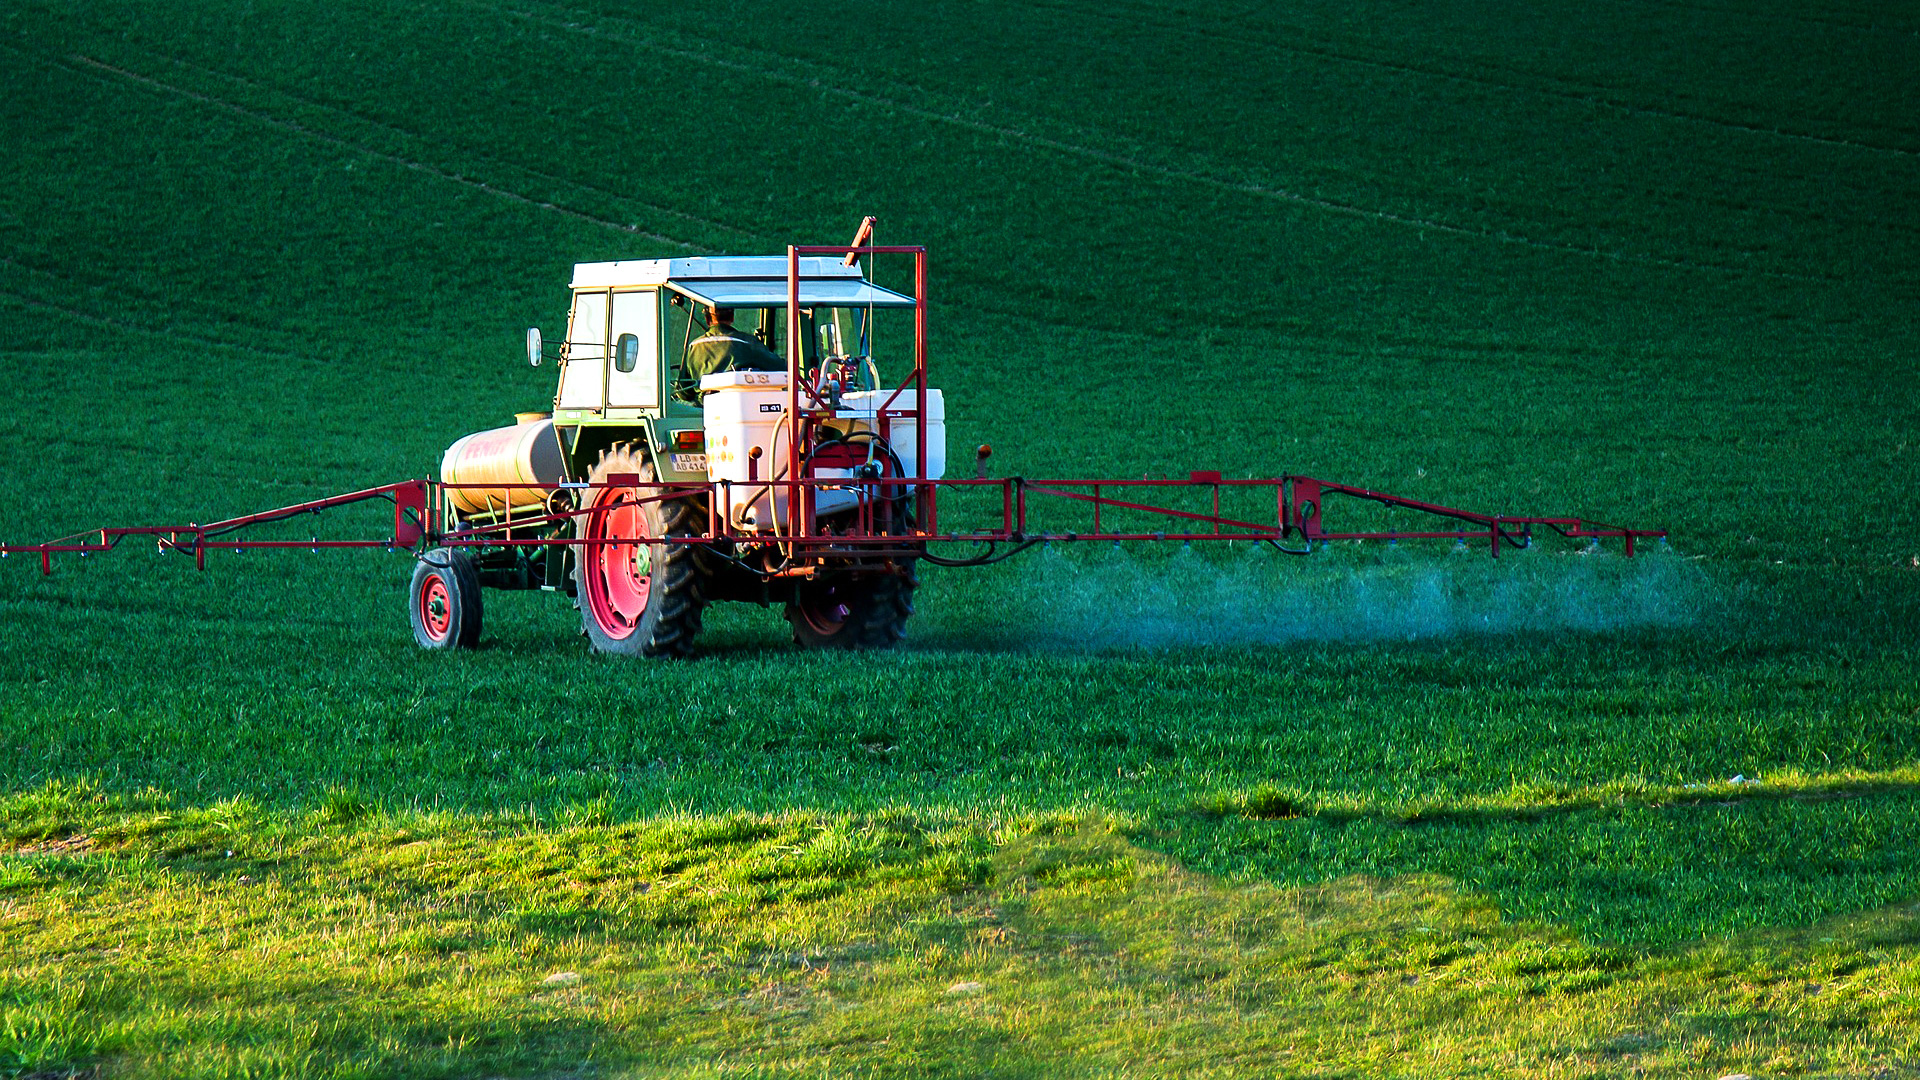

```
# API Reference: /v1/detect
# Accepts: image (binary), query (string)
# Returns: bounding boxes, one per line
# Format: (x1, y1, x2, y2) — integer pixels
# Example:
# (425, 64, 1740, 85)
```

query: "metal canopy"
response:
(665, 277, 917, 309)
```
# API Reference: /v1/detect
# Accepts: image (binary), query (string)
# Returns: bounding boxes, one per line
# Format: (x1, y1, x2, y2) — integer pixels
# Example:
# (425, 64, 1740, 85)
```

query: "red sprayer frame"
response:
(0, 472, 1664, 576)
(0, 482, 429, 576)
(782, 242, 933, 540)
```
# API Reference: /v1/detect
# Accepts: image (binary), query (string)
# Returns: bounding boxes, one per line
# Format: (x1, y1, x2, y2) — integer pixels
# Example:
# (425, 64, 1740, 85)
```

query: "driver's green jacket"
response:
(677, 323, 784, 402)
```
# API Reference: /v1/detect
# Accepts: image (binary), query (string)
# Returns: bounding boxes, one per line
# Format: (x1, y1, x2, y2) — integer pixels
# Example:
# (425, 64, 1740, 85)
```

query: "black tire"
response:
(786, 562, 918, 650)
(574, 444, 707, 657)
(410, 547, 482, 649)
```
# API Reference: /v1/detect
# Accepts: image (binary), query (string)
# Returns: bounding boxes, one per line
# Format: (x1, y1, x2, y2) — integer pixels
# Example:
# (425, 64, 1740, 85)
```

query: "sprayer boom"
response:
(2, 472, 1663, 576)
(1, 230, 1667, 653)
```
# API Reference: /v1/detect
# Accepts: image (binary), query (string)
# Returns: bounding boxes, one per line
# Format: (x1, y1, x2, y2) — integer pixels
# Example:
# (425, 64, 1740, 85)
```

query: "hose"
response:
(919, 538, 1044, 568)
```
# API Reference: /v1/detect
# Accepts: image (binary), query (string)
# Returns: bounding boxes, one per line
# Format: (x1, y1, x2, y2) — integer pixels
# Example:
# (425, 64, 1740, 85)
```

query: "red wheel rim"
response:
(584, 485, 652, 641)
(796, 579, 852, 636)
(419, 574, 452, 642)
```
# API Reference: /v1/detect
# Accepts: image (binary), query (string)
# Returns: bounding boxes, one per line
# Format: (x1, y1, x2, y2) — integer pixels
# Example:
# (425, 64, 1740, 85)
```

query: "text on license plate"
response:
(671, 453, 709, 473)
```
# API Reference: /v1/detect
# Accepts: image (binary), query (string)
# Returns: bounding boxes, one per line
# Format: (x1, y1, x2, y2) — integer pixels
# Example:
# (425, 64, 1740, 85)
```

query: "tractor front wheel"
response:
(786, 564, 917, 650)
(409, 547, 482, 649)
(575, 445, 707, 657)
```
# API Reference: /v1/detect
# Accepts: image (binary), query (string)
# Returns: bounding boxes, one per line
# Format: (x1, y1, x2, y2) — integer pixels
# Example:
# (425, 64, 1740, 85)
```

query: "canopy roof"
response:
(665, 277, 915, 309)
(570, 255, 916, 308)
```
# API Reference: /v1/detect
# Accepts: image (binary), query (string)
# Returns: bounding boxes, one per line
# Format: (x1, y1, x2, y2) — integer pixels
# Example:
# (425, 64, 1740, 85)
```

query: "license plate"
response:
(670, 453, 709, 473)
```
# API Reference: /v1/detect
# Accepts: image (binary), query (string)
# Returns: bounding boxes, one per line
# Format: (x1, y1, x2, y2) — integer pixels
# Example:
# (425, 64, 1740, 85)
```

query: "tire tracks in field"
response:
(1, 41, 1576, 370)
(69, 53, 700, 250)
(0, 286, 309, 362)
(637, 0, 1920, 267)
(519, 0, 1920, 251)
(1052, 0, 1920, 158)
(1351, 41, 1920, 159)
(1596, 0, 1920, 36)
(476, 0, 1838, 284)
(0, 255, 321, 360)
(9, 44, 708, 253)
(60, 34, 773, 253)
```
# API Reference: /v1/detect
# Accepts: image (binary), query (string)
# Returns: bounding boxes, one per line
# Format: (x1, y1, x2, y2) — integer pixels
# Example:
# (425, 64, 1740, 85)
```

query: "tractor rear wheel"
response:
(575, 445, 707, 657)
(786, 564, 918, 650)
(409, 547, 482, 649)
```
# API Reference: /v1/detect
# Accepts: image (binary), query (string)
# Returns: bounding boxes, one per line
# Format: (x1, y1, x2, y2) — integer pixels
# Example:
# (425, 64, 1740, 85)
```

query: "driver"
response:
(677, 306, 785, 402)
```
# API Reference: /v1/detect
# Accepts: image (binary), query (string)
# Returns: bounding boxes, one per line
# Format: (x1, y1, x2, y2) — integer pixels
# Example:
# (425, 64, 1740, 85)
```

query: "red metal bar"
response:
(2, 472, 1665, 578)
(915, 248, 930, 534)
(1, 481, 432, 573)
(1022, 483, 1283, 534)
(787, 245, 803, 543)
(796, 245, 924, 255)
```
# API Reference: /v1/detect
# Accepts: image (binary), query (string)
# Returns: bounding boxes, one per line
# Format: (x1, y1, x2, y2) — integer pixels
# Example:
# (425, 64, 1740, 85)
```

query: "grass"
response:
(8, 787, 1920, 1077)
(1, 0, 1917, 1073)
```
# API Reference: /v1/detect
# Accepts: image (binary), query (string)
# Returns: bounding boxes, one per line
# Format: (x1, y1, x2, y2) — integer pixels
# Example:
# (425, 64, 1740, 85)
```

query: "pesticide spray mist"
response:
(929, 539, 1716, 651)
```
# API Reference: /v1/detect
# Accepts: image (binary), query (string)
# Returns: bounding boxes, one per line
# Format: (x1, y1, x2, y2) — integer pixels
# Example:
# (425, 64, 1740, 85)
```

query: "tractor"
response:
(419, 238, 941, 656)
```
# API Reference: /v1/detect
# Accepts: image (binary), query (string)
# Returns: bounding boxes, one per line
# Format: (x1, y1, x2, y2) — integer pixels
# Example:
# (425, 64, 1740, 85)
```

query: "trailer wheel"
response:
(786, 562, 918, 650)
(575, 445, 706, 657)
(409, 547, 482, 649)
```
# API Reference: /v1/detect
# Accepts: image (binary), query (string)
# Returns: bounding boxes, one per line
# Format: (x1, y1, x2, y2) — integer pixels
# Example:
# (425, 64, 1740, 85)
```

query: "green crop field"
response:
(2, 0, 1918, 1075)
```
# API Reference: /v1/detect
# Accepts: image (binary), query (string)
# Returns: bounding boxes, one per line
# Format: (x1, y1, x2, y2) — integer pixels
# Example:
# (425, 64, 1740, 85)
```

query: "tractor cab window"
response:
(605, 290, 658, 408)
(560, 289, 659, 411)
(666, 301, 809, 405)
(556, 289, 608, 410)
(664, 296, 699, 408)
(816, 307, 864, 362)
(661, 296, 878, 405)
(737, 307, 782, 352)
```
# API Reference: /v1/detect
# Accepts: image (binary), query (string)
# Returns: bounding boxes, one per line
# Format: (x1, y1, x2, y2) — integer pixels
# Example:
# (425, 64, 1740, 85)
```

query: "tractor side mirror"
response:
(526, 327, 542, 367)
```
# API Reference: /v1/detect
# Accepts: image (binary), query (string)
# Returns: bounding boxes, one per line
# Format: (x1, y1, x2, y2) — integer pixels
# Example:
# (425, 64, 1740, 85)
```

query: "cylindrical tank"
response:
(440, 417, 566, 516)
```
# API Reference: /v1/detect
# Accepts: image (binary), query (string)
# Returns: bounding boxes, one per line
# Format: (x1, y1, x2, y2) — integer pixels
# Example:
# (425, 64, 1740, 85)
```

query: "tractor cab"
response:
(543, 256, 918, 487)
(431, 242, 943, 657)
